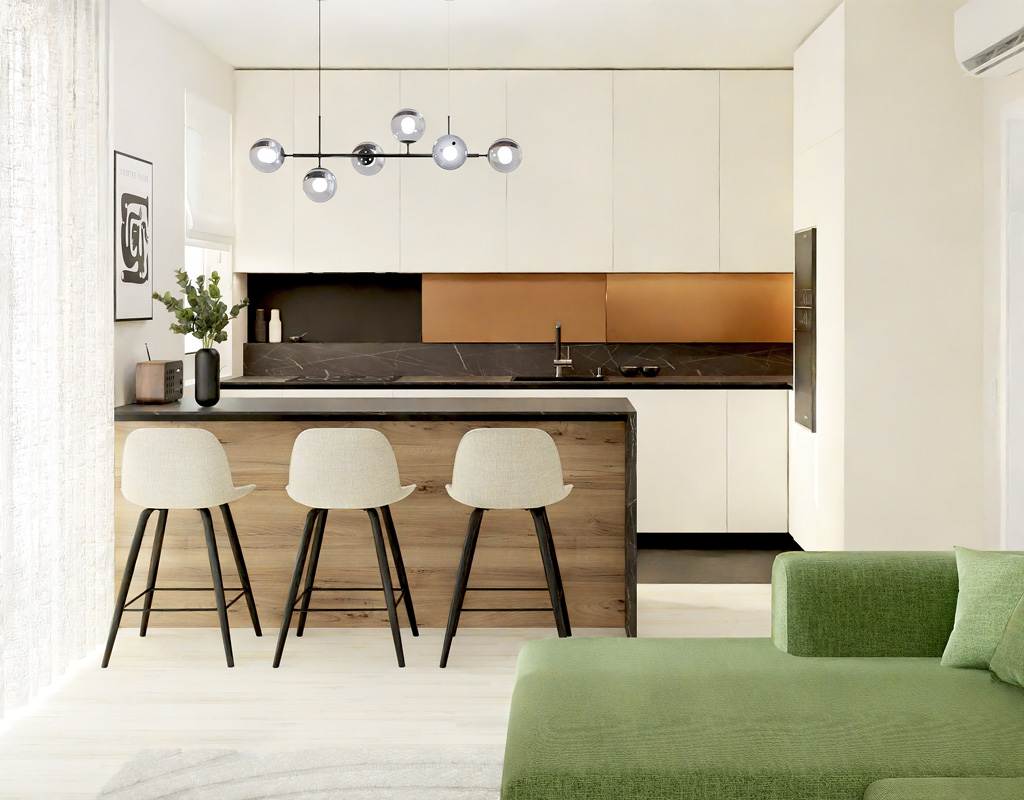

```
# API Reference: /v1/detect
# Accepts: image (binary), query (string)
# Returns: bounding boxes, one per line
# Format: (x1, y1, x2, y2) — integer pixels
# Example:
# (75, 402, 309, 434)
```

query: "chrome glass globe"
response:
(249, 138, 285, 173)
(351, 142, 385, 176)
(487, 138, 523, 173)
(431, 134, 468, 170)
(301, 166, 337, 203)
(390, 109, 426, 144)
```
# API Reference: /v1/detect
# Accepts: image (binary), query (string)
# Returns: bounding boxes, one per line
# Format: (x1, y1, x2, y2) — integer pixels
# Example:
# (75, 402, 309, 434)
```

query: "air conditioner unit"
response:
(955, 1, 1024, 77)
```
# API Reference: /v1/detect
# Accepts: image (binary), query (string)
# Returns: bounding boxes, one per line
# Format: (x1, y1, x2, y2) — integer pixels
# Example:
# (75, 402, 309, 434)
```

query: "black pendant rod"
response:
(317, 0, 322, 166)
(285, 152, 486, 159)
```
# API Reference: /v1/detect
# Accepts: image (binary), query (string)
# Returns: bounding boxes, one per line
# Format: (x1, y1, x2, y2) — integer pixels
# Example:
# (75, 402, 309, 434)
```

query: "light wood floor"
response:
(0, 584, 771, 799)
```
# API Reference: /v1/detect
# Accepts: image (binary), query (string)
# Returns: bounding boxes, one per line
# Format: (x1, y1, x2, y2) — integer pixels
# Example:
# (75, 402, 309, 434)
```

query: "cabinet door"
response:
(628, 390, 728, 534)
(399, 71, 507, 273)
(613, 71, 719, 273)
(720, 71, 794, 273)
(292, 71, 400, 272)
(507, 71, 613, 272)
(727, 390, 789, 532)
(234, 71, 294, 273)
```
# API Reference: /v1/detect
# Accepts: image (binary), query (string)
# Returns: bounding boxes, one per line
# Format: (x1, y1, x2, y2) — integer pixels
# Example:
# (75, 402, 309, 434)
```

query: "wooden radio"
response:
(135, 359, 183, 403)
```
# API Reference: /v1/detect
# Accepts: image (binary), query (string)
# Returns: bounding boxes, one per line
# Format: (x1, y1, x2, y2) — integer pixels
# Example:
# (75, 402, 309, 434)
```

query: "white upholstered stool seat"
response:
(440, 427, 572, 668)
(274, 428, 418, 669)
(104, 428, 261, 669)
(445, 427, 572, 510)
(121, 428, 256, 509)
(286, 428, 416, 509)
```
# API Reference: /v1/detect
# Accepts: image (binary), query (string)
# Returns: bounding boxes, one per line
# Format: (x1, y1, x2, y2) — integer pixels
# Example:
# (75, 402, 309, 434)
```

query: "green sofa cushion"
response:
(501, 638, 1024, 800)
(990, 590, 1024, 687)
(942, 548, 1024, 669)
(864, 778, 1024, 799)
(771, 552, 959, 658)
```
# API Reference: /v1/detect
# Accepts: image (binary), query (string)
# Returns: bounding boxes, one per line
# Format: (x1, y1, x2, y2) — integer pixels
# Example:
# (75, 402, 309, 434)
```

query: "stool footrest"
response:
(462, 586, 556, 614)
(291, 586, 405, 615)
(124, 587, 246, 614)
(466, 587, 551, 591)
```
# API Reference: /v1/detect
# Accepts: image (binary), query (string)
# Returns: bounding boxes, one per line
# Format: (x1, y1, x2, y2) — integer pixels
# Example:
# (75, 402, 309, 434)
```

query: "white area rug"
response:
(96, 747, 504, 799)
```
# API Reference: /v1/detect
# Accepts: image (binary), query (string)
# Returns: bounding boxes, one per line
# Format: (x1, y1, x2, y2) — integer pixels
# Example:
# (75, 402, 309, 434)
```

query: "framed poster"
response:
(113, 151, 153, 321)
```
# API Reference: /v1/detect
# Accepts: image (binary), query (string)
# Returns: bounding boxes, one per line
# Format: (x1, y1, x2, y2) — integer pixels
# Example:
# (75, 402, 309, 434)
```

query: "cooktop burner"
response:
(288, 375, 398, 383)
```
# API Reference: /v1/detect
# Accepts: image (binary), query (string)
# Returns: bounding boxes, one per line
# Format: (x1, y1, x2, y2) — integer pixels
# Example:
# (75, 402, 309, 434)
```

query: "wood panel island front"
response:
(114, 397, 637, 636)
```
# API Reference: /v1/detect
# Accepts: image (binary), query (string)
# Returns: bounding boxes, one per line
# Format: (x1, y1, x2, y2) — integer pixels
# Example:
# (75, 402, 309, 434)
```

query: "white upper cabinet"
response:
(719, 71, 794, 273)
(613, 71, 720, 273)
(234, 69, 793, 277)
(292, 71, 400, 272)
(399, 71, 507, 272)
(507, 71, 614, 272)
(234, 71, 294, 273)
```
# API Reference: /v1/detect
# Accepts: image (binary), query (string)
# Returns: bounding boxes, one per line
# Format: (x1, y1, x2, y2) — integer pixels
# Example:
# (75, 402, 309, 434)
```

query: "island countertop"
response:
(114, 396, 638, 636)
(115, 396, 638, 421)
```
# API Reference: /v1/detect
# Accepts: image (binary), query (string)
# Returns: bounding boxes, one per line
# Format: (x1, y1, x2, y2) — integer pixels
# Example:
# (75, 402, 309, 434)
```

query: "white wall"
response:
(790, 4, 845, 551)
(791, 0, 986, 552)
(843, 0, 983, 551)
(982, 66, 1024, 550)
(110, 0, 234, 405)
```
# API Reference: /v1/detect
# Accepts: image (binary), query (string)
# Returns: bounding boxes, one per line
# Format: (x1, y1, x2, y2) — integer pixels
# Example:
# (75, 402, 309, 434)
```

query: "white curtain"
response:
(0, 0, 112, 718)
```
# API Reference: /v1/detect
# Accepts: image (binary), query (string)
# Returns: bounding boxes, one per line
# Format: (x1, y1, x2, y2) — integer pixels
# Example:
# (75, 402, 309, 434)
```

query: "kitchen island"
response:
(114, 397, 637, 635)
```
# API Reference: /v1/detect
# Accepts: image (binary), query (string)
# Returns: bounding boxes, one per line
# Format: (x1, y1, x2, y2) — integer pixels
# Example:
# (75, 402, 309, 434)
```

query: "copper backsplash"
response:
(607, 273, 792, 343)
(422, 272, 793, 343)
(422, 274, 608, 343)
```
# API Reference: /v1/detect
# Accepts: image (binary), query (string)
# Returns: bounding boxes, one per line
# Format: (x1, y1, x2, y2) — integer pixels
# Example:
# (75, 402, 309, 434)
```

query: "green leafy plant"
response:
(153, 269, 249, 350)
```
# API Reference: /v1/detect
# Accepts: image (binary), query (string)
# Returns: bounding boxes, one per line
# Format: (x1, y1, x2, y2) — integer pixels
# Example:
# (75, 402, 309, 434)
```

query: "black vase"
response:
(253, 309, 267, 343)
(195, 348, 220, 407)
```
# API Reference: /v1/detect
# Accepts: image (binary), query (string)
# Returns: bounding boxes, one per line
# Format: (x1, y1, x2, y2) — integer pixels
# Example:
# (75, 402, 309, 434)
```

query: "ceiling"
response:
(138, 0, 842, 70)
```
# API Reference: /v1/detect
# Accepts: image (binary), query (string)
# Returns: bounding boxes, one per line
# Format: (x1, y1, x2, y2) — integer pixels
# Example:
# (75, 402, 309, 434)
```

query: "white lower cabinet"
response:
(628, 390, 728, 534)
(726, 390, 789, 533)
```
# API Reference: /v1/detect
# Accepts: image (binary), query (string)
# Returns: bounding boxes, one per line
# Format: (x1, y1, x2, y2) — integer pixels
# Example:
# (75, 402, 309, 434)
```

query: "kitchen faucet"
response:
(554, 322, 573, 378)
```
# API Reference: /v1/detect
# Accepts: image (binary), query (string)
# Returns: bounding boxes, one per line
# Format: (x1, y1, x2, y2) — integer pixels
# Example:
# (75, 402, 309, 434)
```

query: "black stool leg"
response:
(532, 507, 571, 638)
(380, 505, 418, 637)
(541, 507, 571, 637)
(440, 508, 484, 669)
(139, 509, 168, 637)
(102, 508, 155, 668)
(273, 508, 319, 668)
(200, 508, 234, 668)
(297, 509, 328, 637)
(220, 504, 262, 636)
(368, 508, 405, 668)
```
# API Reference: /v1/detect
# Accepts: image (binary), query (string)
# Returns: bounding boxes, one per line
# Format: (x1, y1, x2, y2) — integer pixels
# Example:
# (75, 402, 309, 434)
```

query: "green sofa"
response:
(500, 552, 1024, 800)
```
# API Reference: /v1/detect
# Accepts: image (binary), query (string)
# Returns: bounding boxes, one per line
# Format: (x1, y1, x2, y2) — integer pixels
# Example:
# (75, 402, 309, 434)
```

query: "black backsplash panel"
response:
(246, 273, 422, 343)
(243, 342, 793, 379)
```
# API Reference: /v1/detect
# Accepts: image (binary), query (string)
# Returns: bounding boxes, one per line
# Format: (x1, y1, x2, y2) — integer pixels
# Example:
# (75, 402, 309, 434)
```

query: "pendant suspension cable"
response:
(446, 0, 451, 128)
(317, 0, 323, 165)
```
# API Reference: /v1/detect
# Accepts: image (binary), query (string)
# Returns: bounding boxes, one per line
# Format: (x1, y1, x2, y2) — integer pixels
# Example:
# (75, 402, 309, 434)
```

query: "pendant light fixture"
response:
(248, 0, 523, 202)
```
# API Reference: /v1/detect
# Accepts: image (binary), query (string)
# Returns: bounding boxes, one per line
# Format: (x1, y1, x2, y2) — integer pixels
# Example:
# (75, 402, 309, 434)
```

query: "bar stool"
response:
(103, 428, 262, 668)
(274, 428, 418, 668)
(440, 427, 573, 668)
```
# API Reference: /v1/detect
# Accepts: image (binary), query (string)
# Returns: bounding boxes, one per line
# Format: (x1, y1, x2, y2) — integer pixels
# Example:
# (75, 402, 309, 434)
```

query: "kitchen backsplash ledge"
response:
(243, 342, 793, 379)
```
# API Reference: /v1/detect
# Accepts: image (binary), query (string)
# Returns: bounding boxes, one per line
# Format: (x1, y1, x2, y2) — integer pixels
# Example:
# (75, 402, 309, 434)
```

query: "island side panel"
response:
(625, 408, 638, 637)
(113, 419, 627, 630)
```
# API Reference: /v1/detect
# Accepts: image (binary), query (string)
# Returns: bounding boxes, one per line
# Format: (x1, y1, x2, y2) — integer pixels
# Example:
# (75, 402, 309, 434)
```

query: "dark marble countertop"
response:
(222, 374, 793, 390)
(115, 397, 638, 422)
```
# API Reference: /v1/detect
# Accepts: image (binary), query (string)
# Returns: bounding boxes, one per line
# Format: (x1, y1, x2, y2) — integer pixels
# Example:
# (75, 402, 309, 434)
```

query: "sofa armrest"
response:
(771, 551, 958, 657)
(864, 778, 1024, 799)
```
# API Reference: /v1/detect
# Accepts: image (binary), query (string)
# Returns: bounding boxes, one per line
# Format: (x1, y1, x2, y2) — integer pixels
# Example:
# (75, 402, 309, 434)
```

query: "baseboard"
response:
(638, 532, 802, 552)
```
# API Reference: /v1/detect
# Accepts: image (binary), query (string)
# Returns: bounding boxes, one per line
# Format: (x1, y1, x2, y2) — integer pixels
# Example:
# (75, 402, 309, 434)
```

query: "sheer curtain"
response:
(0, 0, 112, 718)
